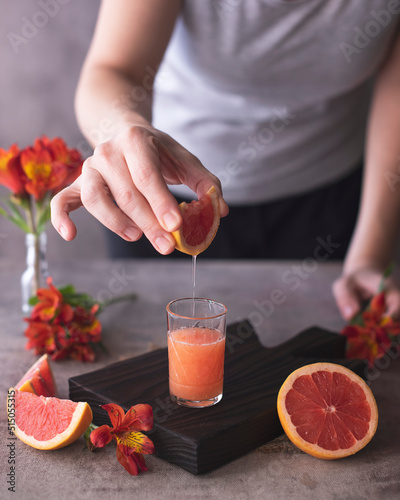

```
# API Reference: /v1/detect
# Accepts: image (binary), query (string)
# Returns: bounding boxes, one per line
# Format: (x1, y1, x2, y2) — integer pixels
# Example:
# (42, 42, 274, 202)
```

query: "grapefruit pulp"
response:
(8, 389, 92, 450)
(15, 354, 56, 397)
(277, 363, 378, 459)
(172, 186, 220, 255)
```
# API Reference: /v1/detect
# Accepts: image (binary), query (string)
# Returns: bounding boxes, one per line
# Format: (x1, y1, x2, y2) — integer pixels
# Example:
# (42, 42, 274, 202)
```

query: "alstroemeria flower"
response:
(24, 320, 60, 355)
(341, 290, 400, 367)
(20, 145, 68, 201)
(34, 136, 83, 191)
(90, 403, 154, 476)
(24, 277, 103, 362)
(31, 277, 73, 322)
(0, 144, 27, 196)
(19, 136, 83, 201)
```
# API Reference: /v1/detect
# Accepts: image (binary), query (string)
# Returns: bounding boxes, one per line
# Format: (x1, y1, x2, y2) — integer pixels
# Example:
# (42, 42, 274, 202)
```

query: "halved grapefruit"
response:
(277, 363, 378, 459)
(172, 186, 220, 255)
(8, 389, 92, 450)
(15, 354, 57, 397)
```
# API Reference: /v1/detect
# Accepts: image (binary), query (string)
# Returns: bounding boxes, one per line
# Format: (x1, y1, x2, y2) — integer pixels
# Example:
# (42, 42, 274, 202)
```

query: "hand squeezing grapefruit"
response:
(172, 186, 220, 255)
(277, 363, 378, 459)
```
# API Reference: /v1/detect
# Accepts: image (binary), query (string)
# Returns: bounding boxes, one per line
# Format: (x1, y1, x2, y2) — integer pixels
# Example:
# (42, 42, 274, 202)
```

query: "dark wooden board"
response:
(69, 320, 366, 475)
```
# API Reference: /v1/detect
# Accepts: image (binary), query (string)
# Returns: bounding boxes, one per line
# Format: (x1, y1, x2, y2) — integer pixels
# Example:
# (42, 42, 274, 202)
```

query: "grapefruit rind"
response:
(8, 389, 93, 451)
(277, 363, 378, 460)
(172, 186, 220, 256)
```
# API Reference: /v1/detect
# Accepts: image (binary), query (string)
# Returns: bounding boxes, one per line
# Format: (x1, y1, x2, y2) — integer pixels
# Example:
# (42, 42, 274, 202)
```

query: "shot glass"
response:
(166, 298, 227, 408)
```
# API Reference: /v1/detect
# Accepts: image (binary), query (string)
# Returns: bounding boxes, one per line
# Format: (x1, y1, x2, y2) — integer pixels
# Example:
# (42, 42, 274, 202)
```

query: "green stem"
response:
(99, 292, 137, 311)
(25, 197, 41, 294)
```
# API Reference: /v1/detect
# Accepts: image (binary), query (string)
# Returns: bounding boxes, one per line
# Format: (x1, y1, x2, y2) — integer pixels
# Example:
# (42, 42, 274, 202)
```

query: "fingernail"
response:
(59, 225, 67, 239)
(123, 227, 140, 241)
(163, 212, 180, 232)
(155, 235, 173, 254)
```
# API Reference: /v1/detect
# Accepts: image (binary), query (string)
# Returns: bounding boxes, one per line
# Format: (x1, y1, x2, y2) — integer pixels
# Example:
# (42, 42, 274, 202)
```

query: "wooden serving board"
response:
(69, 320, 366, 475)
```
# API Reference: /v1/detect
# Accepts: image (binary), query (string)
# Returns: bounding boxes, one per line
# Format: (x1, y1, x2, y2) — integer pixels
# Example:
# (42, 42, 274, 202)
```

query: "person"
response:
(51, 0, 400, 321)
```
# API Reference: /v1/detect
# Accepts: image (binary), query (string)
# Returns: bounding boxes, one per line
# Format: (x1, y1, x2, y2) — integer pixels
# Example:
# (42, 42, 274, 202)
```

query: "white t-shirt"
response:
(153, 0, 400, 204)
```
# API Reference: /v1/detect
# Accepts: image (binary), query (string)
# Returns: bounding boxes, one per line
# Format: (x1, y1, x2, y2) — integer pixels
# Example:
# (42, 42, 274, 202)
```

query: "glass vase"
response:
(21, 232, 49, 314)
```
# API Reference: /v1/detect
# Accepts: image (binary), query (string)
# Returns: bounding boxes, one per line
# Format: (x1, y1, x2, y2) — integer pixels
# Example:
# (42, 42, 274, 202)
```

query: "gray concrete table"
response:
(1, 259, 399, 500)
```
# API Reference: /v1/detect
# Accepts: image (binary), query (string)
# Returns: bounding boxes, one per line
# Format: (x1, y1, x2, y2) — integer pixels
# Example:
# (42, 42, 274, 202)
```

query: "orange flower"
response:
(19, 136, 83, 201)
(35, 137, 83, 191)
(31, 277, 73, 322)
(24, 277, 103, 362)
(0, 144, 27, 196)
(90, 403, 154, 475)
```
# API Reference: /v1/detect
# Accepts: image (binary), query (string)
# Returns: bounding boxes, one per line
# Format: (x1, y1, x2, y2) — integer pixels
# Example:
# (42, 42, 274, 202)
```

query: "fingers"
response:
(383, 280, 400, 319)
(333, 268, 400, 321)
(122, 129, 182, 232)
(90, 140, 176, 254)
(51, 125, 229, 253)
(51, 176, 83, 241)
(332, 276, 362, 321)
(157, 136, 230, 217)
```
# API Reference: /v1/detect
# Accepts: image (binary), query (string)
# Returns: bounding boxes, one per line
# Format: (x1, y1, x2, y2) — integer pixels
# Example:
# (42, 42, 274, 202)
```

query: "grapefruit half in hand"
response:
(277, 363, 378, 459)
(172, 186, 220, 256)
(15, 354, 57, 397)
(8, 389, 92, 450)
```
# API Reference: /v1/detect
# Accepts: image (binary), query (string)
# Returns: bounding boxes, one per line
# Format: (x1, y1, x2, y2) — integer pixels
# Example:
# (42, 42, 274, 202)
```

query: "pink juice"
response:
(168, 327, 226, 401)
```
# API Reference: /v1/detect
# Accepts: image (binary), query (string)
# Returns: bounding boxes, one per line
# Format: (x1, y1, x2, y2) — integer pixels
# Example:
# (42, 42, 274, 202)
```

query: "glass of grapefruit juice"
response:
(167, 298, 227, 408)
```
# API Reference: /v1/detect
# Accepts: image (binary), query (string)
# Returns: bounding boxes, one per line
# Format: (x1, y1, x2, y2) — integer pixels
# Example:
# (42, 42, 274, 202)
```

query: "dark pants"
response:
(106, 166, 362, 260)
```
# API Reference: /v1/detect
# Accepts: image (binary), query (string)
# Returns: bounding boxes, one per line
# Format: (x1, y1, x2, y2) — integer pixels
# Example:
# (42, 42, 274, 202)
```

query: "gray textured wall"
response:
(0, 0, 107, 263)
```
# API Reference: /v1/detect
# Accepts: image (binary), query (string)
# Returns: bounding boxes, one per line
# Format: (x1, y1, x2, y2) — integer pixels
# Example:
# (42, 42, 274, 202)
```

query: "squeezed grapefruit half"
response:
(8, 389, 92, 450)
(172, 186, 220, 256)
(277, 363, 378, 459)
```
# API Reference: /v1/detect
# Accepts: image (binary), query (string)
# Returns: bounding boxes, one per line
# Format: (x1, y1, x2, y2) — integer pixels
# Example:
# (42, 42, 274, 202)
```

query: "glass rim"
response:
(166, 297, 227, 320)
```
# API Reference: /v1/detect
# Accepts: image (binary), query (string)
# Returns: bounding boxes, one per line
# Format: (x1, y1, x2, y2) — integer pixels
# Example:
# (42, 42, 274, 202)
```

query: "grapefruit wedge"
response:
(8, 389, 92, 450)
(172, 186, 220, 256)
(277, 363, 378, 459)
(15, 354, 57, 397)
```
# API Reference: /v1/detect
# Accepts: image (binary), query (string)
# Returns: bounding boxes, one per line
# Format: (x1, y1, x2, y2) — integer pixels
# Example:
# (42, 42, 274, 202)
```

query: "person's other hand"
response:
(51, 125, 229, 254)
(333, 267, 400, 321)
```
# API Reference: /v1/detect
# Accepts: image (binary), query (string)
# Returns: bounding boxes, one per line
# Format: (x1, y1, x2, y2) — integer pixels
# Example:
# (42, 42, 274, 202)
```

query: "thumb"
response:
(332, 276, 361, 321)
(50, 176, 83, 241)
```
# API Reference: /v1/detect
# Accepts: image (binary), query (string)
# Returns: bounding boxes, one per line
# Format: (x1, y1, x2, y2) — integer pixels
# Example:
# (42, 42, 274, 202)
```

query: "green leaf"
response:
(36, 204, 51, 233)
(2, 213, 31, 233)
(4, 198, 25, 221)
(349, 312, 364, 326)
(58, 284, 76, 296)
(29, 296, 40, 306)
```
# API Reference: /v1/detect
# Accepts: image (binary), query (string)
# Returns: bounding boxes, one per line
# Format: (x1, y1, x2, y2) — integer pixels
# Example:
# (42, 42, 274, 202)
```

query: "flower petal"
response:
(370, 292, 386, 316)
(90, 425, 113, 449)
(116, 431, 155, 455)
(121, 404, 154, 432)
(116, 445, 148, 475)
(101, 403, 125, 430)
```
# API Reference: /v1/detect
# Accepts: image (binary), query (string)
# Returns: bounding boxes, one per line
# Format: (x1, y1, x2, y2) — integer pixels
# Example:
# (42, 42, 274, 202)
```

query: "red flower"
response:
(341, 291, 400, 367)
(19, 136, 83, 201)
(31, 277, 73, 322)
(24, 277, 102, 362)
(90, 403, 154, 475)
(43, 137, 82, 189)
(0, 144, 27, 196)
